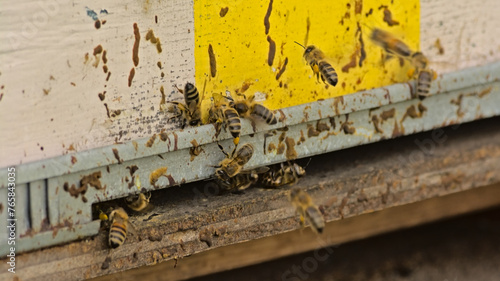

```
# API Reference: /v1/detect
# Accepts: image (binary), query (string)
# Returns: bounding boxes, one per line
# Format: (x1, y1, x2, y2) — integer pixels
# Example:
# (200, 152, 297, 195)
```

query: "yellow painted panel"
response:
(194, 0, 420, 113)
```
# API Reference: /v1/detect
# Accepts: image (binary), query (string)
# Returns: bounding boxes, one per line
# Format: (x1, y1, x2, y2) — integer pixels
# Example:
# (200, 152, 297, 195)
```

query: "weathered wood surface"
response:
(1, 116, 499, 281)
(1, 0, 499, 168)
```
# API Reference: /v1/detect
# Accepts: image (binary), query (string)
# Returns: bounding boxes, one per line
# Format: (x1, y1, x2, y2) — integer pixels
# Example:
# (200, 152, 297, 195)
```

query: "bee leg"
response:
(216, 142, 230, 157)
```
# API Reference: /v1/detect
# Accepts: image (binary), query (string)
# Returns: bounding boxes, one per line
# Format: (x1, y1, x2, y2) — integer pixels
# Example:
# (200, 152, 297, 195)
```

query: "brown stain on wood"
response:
(340, 115, 356, 134)
(267, 143, 276, 153)
(63, 182, 87, 202)
(307, 124, 320, 137)
(380, 108, 395, 122)
(128, 68, 135, 87)
(173, 132, 179, 150)
(94, 20, 101, 29)
(275, 57, 288, 80)
(285, 137, 297, 160)
(434, 38, 445, 55)
(132, 141, 139, 152)
(264, 0, 273, 35)
(145, 29, 162, 53)
(80, 171, 105, 190)
(316, 120, 330, 132)
(219, 7, 229, 17)
(342, 51, 357, 73)
(267, 36, 276, 66)
(357, 23, 366, 67)
(112, 148, 123, 164)
(126, 165, 139, 176)
(104, 103, 111, 118)
(477, 87, 492, 98)
(383, 8, 399, 26)
(276, 143, 285, 155)
(133, 23, 140, 66)
(146, 134, 157, 147)
(354, 0, 362, 14)
(392, 119, 404, 138)
(102, 50, 107, 64)
(160, 86, 166, 107)
(208, 44, 217, 77)
(71, 156, 77, 164)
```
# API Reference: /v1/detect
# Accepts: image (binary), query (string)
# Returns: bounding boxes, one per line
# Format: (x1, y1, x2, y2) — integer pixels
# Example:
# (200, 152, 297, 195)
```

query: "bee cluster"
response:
(101, 27, 436, 250)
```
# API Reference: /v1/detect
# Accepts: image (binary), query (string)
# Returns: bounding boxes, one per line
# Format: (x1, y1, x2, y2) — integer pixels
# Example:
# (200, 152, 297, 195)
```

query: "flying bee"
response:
(108, 207, 130, 248)
(369, 28, 413, 59)
(261, 162, 306, 187)
(167, 82, 203, 128)
(289, 188, 325, 234)
(209, 93, 241, 145)
(294, 42, 338, 87)
(125, 192, 153, 212)
(214, 143, 254, 181)
(224, 92, 277, 125)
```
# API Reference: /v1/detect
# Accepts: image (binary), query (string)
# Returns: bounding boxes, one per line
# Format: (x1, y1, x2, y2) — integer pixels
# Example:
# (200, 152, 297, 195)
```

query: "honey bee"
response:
(295, 42, 338, 87)
(411, 51, 428, 70)
(289, 188, 325, 234)
(261, 162, 306, 187)
(225, 92, 277, 125)
(209, 94, 241, 145)
(108, 207, 130, 248)
(125, 192, 153, 212)
(217, 170, 259, 192)
(369, 28, 413, 59)
(416, 68, 436, 97)
(214, 143, 254, 181)
(217, 166, 270, 192)
(167, 82, 202, 128)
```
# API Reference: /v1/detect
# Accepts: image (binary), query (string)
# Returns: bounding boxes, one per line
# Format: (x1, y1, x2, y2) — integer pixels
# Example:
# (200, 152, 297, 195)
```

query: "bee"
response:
(261, 162, 306, 187)
(294, 42, 338, 87)
(225, 92, 277, 125)
(108, 207, 130, 248)
(411, 51, 428, 70)
(209, 93, 241, 145)
(369, 28, 413, 59)
(289, 188, 325, 234)
(217, 166, 270, 192)
(214, 143, 254, 181)
(416, 68, 436, 97)
(125, 192, 153, 212)
(167, 82, 202, 128)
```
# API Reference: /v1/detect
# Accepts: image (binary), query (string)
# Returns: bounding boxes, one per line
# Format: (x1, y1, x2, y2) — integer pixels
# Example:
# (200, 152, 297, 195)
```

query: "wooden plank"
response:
(1, 116, 499, 281)
(93, 182, 500, 281)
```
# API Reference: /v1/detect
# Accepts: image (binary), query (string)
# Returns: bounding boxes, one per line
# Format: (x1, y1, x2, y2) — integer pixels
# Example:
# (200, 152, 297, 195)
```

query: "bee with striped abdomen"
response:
(261, 162, 306, 187)
(416, 68, 437, 97)
(209, 93, 242, 145)
(108, 207, 130, 248)
(225, 92, 277, 125)
(295, 42, 338, 87)
(214, 143, 254, 181)
(289, 188, 325, 234)
(167, 82, 203, 128)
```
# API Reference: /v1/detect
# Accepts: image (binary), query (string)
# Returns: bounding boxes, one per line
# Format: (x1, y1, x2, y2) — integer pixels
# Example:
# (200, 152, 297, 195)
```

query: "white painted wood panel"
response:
(0, 0, 195, 168)
(420, 0, 500, 73)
